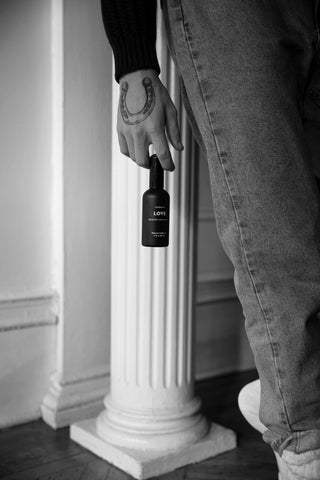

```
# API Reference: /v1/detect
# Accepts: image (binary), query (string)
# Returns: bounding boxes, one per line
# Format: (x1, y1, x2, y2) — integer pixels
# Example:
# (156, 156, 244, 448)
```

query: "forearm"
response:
(100, 0, 161, 83)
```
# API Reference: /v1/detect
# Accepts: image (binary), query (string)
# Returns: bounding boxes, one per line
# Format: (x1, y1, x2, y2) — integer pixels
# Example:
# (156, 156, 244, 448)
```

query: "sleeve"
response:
(100, 0, 161, 84)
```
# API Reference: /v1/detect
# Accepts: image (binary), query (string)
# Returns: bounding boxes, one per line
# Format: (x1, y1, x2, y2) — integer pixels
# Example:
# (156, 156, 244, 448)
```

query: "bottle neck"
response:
(149, 154, 163, 189)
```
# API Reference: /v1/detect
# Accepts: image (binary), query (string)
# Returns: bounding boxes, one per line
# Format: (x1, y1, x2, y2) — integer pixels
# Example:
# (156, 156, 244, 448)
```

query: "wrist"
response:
(119, 69, 159, 84)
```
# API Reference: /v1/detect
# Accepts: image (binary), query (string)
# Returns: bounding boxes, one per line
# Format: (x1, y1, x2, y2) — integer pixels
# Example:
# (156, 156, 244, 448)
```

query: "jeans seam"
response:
(175, 0, 292, 432)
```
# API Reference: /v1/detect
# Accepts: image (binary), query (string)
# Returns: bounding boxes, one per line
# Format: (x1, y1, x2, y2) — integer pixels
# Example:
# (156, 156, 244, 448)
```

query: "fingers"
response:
(126, 136, 136, 162)
(118, 121, 179, 172)
(133, 134, 151, 169)
(118, 129, 177, 171)
(119, 130, 151, 169)
(118, 131, 130, 157)
(118, 130, 136, 162)
(165, 104, 184, 152)
(151, 130, 175, 171)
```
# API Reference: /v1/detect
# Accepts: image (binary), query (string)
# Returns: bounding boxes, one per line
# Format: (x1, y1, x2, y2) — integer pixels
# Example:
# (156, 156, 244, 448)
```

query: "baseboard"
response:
(41, 367, 110, 429)
(196, 273, 237, 304)
(195, 363, 256, 382)
(195, 335, 255, 381)
(198, 206, 215, 222)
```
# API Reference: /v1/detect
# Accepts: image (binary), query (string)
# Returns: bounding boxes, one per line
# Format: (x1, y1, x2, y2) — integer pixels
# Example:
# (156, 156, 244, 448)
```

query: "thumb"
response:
(165, 105, 184, 151)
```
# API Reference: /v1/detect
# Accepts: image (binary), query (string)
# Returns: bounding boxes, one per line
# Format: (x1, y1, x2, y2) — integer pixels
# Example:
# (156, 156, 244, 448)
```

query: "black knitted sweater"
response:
(100, 0, 161, 83)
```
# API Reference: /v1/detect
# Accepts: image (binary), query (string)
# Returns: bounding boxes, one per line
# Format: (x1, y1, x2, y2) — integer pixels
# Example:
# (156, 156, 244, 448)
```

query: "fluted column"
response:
(70, 2, 236, 477)
(96, 87, 207, 454)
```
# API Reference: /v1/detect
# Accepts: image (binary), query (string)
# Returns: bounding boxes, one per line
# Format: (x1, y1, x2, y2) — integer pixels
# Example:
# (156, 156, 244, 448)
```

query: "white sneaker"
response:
(238, 380, 320, 479)
(281, 448, 320, 480)
(237, 379, 294, 480)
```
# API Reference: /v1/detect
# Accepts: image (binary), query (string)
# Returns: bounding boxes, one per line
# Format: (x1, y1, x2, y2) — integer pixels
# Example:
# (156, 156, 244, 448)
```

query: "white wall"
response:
(0, 0, 113, 428)
(0, 0, 56, 427)
(0, 0, 51, 294)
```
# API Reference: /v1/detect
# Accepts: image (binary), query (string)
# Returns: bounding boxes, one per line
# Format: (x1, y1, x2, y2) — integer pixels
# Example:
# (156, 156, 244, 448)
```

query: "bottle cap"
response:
(150, 154, 163, 189)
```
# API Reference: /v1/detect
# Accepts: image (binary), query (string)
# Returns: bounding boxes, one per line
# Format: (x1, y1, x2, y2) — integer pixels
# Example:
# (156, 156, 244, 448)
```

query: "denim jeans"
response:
(162, 0, 320, 458)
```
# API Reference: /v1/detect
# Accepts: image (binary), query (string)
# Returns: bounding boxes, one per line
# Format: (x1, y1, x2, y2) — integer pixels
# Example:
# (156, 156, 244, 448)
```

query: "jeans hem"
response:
(263, 429, 320, 457)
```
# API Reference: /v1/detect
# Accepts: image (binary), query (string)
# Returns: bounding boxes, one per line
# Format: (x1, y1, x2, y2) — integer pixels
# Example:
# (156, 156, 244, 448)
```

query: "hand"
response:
(117, 69, 184, 171)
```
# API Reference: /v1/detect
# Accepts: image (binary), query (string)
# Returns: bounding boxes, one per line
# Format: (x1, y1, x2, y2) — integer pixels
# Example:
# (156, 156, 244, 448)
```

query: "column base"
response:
(70, 419, 237, 479)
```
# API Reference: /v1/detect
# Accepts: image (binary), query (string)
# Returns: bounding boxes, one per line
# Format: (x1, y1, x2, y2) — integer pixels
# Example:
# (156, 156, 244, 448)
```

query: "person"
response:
(100, 1, 320, 478)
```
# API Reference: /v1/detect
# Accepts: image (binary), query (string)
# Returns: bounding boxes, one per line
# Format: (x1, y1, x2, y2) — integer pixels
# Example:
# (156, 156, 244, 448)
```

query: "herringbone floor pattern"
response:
(0, 370, 278, 479)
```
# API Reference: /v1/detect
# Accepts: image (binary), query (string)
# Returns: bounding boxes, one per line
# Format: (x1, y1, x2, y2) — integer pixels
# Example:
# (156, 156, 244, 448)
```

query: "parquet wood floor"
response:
(0, 369, 278, 479)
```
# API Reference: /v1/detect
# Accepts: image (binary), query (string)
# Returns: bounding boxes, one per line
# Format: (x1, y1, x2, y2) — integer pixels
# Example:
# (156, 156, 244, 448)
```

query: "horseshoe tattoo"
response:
(120, 77, 156, 125)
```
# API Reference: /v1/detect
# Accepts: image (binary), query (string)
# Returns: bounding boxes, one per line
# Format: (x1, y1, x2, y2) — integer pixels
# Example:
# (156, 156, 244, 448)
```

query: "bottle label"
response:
(148, 206, 168, 238)
(142, 193, 170, 247)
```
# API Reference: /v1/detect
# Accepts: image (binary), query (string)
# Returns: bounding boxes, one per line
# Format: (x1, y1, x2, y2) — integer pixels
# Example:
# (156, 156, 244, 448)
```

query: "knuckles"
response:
(136, 161, 149, 169)
(120, 148, 129, 157)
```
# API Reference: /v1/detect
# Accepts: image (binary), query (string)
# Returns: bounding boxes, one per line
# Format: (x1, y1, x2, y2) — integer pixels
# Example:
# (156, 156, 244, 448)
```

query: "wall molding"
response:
(0, 291, 57, 332)
(196, 273, 237, 305)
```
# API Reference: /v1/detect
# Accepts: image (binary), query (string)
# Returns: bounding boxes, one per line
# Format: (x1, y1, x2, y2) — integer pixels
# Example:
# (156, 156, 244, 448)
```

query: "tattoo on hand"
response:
(120, 77, 155, 125)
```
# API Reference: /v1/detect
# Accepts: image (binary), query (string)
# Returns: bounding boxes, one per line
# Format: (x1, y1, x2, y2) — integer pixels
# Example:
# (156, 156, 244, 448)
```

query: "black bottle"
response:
(142, 155, 170, 247)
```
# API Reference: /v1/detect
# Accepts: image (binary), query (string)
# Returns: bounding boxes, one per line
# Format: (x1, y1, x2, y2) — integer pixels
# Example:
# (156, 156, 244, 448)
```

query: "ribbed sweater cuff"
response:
(113, 35, 161, 83)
